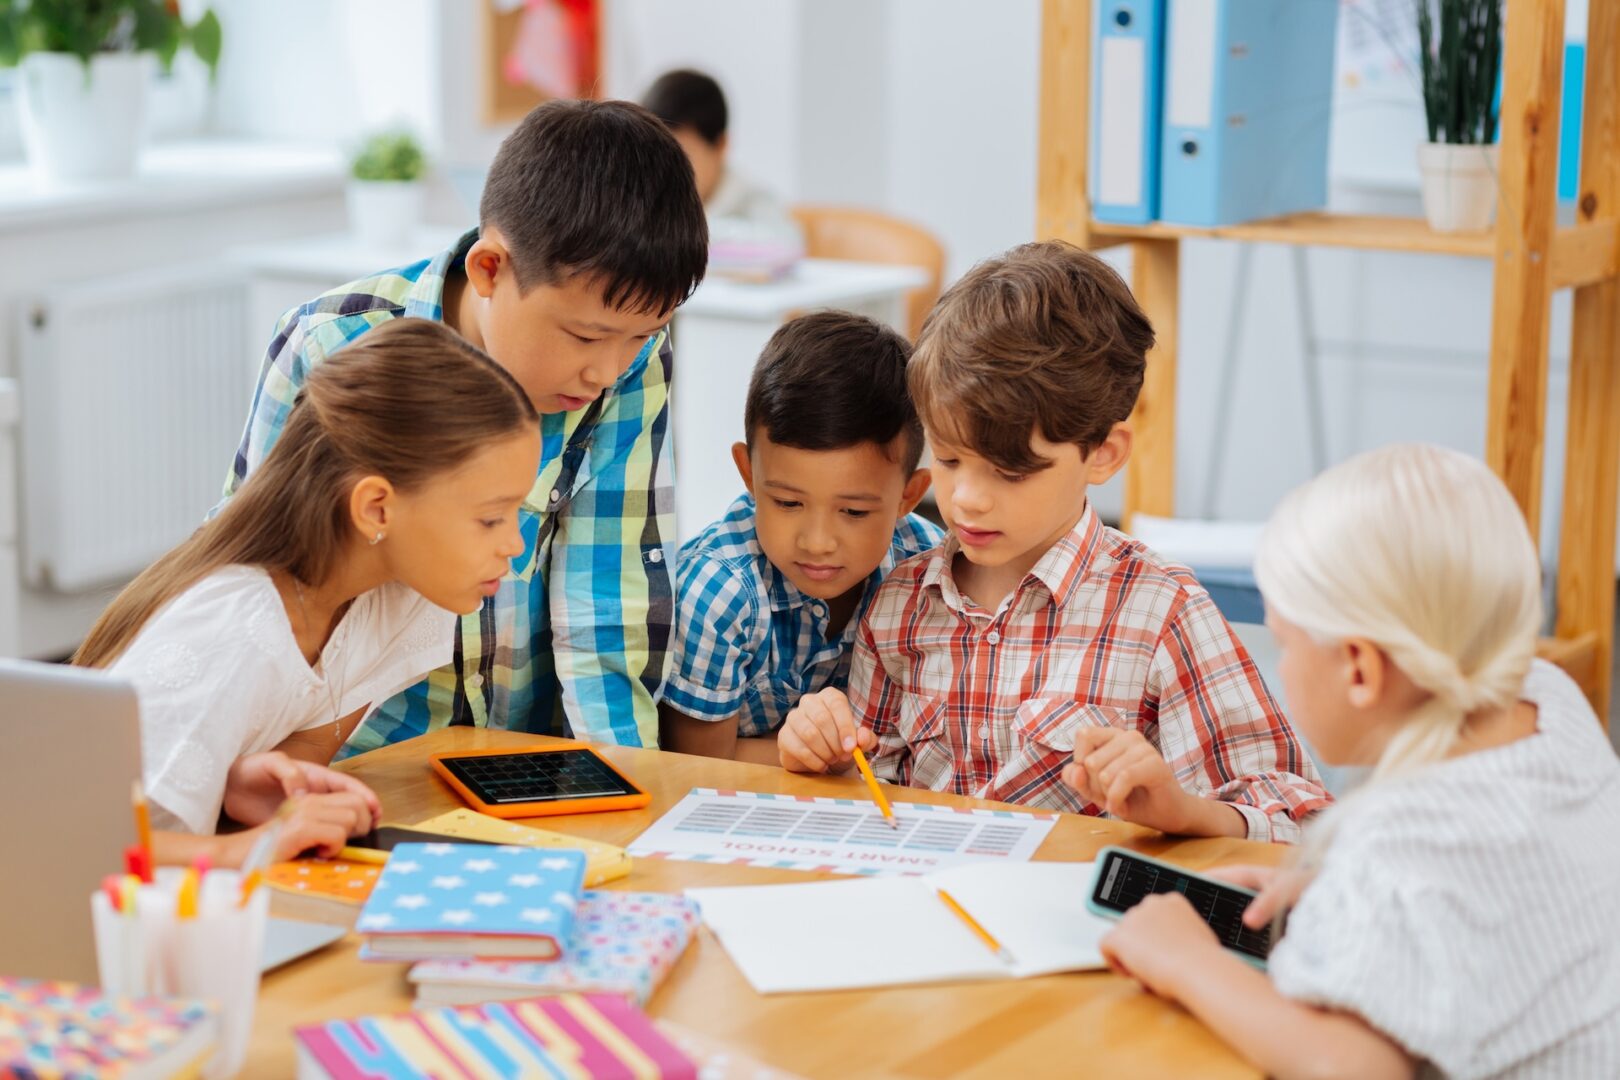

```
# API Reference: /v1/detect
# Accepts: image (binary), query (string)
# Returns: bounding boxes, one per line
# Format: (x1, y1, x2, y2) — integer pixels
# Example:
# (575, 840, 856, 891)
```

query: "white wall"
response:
(604, 0, 803, 202)
(882, 0, 1042, 279)
(211, 0, 437, 146)
(604, 0, 1041, 279)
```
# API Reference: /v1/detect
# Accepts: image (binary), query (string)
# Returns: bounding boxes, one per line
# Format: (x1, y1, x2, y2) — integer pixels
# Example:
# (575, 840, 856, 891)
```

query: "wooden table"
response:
(250, 729, 1285, 1078)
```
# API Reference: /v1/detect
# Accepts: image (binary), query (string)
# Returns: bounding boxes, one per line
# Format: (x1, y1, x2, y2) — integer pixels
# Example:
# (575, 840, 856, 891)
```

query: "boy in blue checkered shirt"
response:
(660, 311, 941, 761)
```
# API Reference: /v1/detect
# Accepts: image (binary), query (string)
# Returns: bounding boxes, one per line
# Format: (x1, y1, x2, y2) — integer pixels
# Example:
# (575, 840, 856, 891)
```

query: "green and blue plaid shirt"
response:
(223, 229, 675, 752)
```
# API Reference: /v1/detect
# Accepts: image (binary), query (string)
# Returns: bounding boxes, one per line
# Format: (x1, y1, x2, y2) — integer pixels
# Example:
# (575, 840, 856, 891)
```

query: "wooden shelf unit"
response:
(1038, 0, 1620, 718)
(1091, 211, 1498, 257)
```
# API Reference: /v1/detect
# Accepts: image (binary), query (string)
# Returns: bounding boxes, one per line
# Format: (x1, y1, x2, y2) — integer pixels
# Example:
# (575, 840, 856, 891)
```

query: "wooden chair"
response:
(789, 205, 946, 341)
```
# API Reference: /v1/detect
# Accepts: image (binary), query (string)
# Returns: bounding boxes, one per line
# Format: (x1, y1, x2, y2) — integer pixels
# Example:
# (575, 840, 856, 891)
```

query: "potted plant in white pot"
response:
(0, 0, 221, 186)
(1415, 0, 1503, 233)
(347, 130, 428, 248)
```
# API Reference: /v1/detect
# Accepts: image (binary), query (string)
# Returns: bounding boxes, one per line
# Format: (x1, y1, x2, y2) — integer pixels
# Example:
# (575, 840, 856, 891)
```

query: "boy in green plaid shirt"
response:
(222, 100, 708, 752)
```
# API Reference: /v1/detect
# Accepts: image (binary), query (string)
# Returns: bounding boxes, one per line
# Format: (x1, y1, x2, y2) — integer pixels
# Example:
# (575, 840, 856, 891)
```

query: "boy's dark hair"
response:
(909, 241, 1154, 475)
(745, 311, 924, 474)
(641, 69, 728, 146)
(480, 98, 708, 315)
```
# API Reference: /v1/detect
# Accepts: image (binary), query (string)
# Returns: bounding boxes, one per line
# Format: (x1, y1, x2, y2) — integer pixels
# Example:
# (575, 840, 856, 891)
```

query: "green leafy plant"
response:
(1417, 0, 1502, 145)
(0, 0, 222, 78)
(351, 130, 427, 183)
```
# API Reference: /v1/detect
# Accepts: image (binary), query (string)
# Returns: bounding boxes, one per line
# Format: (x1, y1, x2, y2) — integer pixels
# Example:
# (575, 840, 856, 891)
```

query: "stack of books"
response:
(357, 842, 698, 1007)
(268, 809, 633, 924)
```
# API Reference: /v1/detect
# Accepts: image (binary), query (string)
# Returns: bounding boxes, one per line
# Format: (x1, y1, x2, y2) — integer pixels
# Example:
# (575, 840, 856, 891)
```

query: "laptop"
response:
(0, 659, 343, 984)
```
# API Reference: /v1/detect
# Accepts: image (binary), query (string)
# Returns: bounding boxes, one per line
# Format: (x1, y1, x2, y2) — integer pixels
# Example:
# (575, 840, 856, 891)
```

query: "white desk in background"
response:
(229, 235, 925, 543)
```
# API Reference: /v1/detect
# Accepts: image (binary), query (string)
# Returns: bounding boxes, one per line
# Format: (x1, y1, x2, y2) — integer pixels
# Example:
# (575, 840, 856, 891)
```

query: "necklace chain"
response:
(293, 576, 346, 744)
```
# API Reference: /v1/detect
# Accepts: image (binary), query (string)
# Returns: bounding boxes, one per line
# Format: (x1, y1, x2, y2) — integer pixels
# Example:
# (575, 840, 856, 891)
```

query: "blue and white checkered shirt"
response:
(222, 229, 676, 752)
(663, 494, 943, 737)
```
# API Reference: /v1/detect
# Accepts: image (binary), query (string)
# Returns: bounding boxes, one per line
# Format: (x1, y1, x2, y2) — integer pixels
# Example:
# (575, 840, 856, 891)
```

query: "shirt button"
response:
(470, 674, 484, 689)
(549, 489, 561, 504)
(977, 725, 990, 741)
(647, 549, 664, 564)
(986, 630, 1001, 645)
(811, 604, 825, 618)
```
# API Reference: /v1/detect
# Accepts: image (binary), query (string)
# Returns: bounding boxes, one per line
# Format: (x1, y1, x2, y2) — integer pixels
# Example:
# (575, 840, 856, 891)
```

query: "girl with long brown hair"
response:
(76, 319, 540, 866)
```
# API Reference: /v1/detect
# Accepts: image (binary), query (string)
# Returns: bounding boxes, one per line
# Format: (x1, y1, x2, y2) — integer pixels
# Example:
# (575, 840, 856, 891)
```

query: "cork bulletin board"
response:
(481, 0, 602, 125)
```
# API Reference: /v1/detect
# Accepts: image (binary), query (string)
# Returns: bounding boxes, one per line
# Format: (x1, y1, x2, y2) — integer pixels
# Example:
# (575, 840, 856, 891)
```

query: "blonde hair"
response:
(1254, 443, 1541, 783)
(74, 319, 537, 669)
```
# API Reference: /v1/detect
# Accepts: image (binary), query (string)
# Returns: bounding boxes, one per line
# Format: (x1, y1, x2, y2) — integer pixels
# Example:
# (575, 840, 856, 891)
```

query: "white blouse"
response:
(110, 565, 454, 834)
(1268, 660, 1620, 1078)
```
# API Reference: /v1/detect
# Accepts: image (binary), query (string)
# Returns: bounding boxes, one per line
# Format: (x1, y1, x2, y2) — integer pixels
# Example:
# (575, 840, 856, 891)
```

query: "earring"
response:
(370, 531, 384, 545)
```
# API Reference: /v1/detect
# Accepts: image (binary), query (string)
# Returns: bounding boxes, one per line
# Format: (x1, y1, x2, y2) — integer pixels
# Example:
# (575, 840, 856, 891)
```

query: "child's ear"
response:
(1343, 638, 1387, 710)
(898, 467, 932, 518)
(731, 442, 755, 493)
(463, 234, 510, 300)
(1083, 423, 1133, 485)
(349, 475, 396, 544)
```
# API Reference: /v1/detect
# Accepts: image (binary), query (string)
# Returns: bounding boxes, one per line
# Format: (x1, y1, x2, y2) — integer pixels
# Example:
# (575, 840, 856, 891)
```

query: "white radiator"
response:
(19, 264, 252, 591)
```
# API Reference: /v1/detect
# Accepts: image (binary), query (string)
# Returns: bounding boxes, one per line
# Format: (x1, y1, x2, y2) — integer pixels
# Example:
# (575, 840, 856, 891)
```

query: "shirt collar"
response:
(922, 502, 1104, 613)
(403, 227, 480, 321)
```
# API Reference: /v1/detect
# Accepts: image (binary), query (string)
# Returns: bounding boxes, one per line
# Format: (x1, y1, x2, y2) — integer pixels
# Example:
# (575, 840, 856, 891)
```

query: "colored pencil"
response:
(850, 746, 898, 830)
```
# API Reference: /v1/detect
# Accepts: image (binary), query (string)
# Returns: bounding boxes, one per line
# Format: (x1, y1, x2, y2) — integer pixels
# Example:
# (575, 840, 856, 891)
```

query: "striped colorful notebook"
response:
(293, 994, 695, 1079)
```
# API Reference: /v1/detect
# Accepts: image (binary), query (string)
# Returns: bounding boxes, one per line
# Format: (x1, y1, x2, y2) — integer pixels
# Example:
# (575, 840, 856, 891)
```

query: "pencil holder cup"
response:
(91, 867, 269, 1078)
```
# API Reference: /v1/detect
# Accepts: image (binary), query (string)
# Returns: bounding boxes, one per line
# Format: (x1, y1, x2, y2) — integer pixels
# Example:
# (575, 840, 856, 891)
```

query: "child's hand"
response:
(1099, 892, 1226, 1001)
(778, 689, 877, 774)
(222, 751, 382, 830)
(1209, 863, 1316, 928)
(220, 791, 378, 866)
(1061, 727, 1202, 834)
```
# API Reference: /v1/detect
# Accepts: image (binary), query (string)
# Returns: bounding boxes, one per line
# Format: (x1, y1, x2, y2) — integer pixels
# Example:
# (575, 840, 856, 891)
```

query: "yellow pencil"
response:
(176, 868, 199, 920)
(850, 746, 897, 830)
(936, 887, 1016, 966)
(131, 780, 152, 865)
(237, 869, 263, 908)
(337, 846, 391, 866)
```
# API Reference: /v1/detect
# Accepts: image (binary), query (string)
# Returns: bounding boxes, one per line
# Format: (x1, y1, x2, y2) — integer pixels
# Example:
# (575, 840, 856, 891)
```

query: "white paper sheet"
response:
(628, 788, 1059, 877)
(686, 861, 1110, 994)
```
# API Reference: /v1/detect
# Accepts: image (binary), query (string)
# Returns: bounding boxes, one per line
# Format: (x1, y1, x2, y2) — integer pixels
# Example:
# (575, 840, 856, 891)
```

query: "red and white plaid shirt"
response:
(849, 504, 1331, 842)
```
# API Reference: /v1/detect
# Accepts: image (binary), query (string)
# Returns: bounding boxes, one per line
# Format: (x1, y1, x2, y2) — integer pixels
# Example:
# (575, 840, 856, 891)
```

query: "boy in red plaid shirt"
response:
(778, 241, 1330, 841)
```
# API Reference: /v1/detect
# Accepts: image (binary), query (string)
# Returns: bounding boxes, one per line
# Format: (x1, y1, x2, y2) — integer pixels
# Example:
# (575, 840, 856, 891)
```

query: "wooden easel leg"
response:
(1125, 239, 1180, 527)
(1555, 0, 1620, 722)
(1037, 0, 1095, 250)
(1485, 0, 1565, 543)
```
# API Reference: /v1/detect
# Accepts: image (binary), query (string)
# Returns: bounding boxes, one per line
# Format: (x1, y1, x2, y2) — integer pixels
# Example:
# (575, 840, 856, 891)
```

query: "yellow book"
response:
(407, 808, 632, 886)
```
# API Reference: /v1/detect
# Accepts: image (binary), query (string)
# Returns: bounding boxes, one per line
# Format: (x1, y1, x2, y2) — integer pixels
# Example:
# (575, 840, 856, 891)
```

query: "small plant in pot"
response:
(347, 130, 429, 249)
(1415, 0, 1503, 233)
(0, 0, 222, 185)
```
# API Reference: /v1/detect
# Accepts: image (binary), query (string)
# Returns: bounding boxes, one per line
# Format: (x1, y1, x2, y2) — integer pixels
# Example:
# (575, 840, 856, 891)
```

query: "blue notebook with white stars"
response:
(355, 842, 587, 960)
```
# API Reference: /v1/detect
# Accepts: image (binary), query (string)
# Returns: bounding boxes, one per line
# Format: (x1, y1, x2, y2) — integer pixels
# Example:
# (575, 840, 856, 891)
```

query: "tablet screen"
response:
(438, 749, 642, 805)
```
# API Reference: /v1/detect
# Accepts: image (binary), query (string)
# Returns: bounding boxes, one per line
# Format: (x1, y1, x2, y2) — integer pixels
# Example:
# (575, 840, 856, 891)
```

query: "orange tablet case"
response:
(429, 745, 652, 819)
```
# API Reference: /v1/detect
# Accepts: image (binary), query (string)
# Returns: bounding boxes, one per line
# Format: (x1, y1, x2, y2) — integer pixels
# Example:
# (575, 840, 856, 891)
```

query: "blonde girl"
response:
(1099, 443, 1620, 1079)
(76, 319, 539, 867)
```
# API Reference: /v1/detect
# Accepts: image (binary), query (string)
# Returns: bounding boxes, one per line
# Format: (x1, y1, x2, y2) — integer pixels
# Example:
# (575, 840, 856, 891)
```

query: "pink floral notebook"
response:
(405, 890, 698, 1007)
